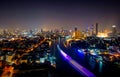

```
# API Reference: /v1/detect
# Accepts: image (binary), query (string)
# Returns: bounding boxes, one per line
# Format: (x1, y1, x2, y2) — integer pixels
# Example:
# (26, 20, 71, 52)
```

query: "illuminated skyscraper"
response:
(95, 23, 98, 36)
(112, 25, 117, 36)
(91, 25, 94, 36)
(74, 27, 80, 39)
(72, 27, 85, 39)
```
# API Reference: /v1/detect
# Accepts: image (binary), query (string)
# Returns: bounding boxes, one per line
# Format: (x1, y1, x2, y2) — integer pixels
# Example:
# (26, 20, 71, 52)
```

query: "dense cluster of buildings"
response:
(0, 23, 119, 76)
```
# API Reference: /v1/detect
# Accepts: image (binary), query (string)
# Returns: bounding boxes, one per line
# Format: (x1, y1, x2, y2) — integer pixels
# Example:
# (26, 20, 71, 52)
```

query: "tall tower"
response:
(96, 23, 98, 36)
(73, 27, 83, 39)
(74, 27, 79, 39)
(91, 25, 94, 36)
(112, 25, 117, 36)
(74, 27, 78, 38)
(75, 27, 77, 31)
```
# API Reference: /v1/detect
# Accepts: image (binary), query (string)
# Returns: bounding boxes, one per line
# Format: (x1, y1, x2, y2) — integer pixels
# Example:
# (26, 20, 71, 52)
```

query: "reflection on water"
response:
(89, 56, 96, 70)
(74, 48, 105, 76)
(89, 55, 103, 74)
(99, 61, 103, 73)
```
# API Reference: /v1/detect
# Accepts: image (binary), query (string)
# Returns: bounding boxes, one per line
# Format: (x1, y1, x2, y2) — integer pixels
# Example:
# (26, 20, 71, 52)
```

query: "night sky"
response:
(0, 0, 120, 31)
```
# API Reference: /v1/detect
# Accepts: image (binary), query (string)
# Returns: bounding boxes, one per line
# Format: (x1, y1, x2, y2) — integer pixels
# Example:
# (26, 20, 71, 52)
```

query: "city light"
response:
(89, 49, 97, 56)
(0, 0, 120, 77)
(97, 32, 108, 38)
(1, 66, 14, 77)
(112, 25, 116, 28)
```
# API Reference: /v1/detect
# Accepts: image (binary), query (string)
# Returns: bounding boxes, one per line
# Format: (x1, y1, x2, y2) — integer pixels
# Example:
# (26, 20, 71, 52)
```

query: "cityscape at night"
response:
(0, 0, 120, 77)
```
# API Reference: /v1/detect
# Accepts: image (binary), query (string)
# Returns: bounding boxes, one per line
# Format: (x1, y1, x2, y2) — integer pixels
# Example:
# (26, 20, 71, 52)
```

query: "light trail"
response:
(57, 45, 96, 77)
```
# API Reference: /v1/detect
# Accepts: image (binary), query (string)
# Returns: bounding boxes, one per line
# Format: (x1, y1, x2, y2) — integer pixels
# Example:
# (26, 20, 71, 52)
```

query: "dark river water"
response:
(56, 44, 120, 77)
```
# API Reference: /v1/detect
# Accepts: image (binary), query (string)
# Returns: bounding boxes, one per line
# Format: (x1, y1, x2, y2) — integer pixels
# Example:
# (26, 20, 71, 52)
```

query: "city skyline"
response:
(0, 0, 120, 32)
(0, 1, 120, 77)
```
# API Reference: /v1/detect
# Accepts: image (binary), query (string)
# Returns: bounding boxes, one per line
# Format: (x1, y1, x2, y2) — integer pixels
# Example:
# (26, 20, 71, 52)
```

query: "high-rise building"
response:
(91, 25, 94, 36)
(112, 25, 117, 36)
(95, 23, 98, 36)
(3, 29, 8, 35)
(41, 29, 43, 33)
(72, 27, 85, 39)
(74, 27, 80, 39)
